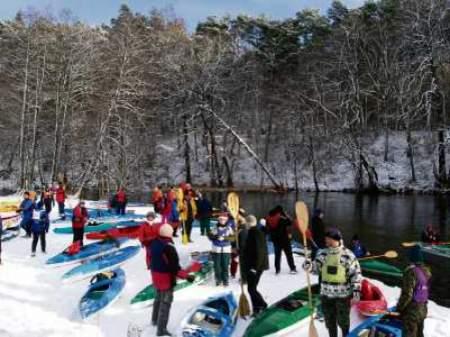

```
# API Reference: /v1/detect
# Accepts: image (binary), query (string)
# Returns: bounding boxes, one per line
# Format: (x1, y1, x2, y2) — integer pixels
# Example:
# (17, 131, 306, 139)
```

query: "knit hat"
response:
(325, 228, 342, 242)
(408, 245, 424, 264)
(159, 224, 174, 238)
(246, 215, 257, 227)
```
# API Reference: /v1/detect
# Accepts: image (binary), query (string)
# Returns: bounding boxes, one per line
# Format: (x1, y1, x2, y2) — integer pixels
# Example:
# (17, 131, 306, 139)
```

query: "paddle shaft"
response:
(358, 252, 396, 261)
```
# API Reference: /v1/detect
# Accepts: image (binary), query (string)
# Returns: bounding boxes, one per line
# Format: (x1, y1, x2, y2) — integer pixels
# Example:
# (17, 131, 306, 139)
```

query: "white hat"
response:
(259, 218, 266, 227)
(159, 224, 174, 238)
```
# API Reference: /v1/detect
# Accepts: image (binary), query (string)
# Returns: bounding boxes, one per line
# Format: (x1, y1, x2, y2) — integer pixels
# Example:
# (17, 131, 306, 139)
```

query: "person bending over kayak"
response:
(396, 245, 431, 337)
(350, 234, 370, 258)
(150, 224, 195, 336)
(303, 228, 362, 337)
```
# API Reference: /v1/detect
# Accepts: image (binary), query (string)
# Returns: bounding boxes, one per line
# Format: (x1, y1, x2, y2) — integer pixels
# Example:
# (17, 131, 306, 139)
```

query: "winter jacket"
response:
(55, 187, 65, 204)
(180, 199, 197, 222)
(72, 205, 88, 229)
(266, 213, 291, 244)
(351, 241, 368, 258)
(138, 221, 162, 269)
(196, 198, 213, 219)
(209, 225, 234, 254)
(31, 211, 50, 234)
(397, 264, 432, 313)
(244, 227, 269, 272)
(311, 216, 326, 249)
(168, 200, 180, 224)
(151, 189, 164, 212)
(150, 237, 189, 291)
(19, 199, 34, 221)
(115, 190, 127, 204)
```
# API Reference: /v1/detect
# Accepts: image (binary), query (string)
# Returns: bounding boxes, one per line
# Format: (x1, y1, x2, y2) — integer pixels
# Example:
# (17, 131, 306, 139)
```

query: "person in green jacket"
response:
(396, 245, 431, 337)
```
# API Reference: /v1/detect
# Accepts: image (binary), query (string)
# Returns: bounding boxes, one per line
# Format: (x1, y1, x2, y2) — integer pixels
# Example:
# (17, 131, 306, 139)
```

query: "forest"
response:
(1, 0, 449, 194)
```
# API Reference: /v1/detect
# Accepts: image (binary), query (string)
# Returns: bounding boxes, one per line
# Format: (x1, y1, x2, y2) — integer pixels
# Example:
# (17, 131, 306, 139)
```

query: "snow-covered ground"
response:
(0, 201, 449, 337)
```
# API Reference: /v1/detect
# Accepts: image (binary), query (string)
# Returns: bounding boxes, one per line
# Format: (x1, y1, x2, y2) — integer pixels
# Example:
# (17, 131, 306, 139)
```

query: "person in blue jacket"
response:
(31, 210, 49, 257)
(350, 235, 370, 258)
(17, 192, 35, 238)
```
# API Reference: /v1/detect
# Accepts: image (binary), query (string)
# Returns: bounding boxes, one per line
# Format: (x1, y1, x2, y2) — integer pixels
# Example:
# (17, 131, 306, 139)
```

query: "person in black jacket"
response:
(244, 215, 269, 315)
(266, 206, 297, 274)
(311, 208, 326, 258)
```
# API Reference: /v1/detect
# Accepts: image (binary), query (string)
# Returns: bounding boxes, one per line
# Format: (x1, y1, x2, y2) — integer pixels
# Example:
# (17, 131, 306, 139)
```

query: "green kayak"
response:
(54, 223, 115, 234)
(130, 262, 213, 309)
(243, 285, 320, 337)
(359, 259, 403, 279)
(421, 243, 450, 265)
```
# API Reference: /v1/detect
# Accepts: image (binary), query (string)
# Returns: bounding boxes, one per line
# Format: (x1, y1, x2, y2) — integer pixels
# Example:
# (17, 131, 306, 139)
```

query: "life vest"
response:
(322, 248, 346, 284)
(413, 266, 430, 304)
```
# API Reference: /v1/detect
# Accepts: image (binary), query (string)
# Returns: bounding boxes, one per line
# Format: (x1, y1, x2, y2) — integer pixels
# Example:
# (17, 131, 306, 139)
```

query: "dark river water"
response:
(78, 190, 450, 307)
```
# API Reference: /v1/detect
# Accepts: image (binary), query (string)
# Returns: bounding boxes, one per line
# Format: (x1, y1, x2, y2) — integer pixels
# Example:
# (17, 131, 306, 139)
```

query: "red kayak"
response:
(355, 279, 388, 316)
(86, 226, 141, 240)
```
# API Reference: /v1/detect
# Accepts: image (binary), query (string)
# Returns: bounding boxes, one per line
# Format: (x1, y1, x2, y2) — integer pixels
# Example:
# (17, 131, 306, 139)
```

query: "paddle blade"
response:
(227, 192, 240, 219)
(295, 201, 309, 234)
(309, 318, 319, 337)
(238, 292, 251, 318)
(384, 250, 398, 258)
(402, 242, 418, 247)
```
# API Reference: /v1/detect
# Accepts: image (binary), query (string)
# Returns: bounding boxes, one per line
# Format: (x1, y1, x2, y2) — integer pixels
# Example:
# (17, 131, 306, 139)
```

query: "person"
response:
(72, 201, 88, 247)
(55, 183, 66, 220)
(303, 228, 362, 337)
(17, 192, 35, 237)
(311, 208, 326, 258)
(180, 193, 197, 242)
(150, 224, 195, 336)
(31, 210, 49, 257)
(396, 245, 431, 337)
(421, 224, 439, 244)
(114, 187, 127, 215)
(139, 211, 162, 269)
(208, 213, 234, 286)
(151, 186, 164, 214)
(196, 193, 213, 235)
(266, 205, 297, 274)
(0, 216, 3, 265)
(231, 217, 249, 279)
(40, 186, 53, 214)
(167, 195, 180, 237)
(243, 215, 269, 315)
(350, 235, 370, 258)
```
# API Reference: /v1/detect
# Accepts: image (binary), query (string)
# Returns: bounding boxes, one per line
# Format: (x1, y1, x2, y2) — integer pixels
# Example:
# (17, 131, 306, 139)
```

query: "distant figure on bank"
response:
(114, 187, 127, 215)
(350, 235, 370, 258)
(72, 201, 88, 247)
(421, 224, 439, 244)
(266, 205, 297, 274)
(31, 210, 49, 257)
(311, 208, 326, 258)
(196, 193, 213, 235)
(17, 192, 35, 238)
(54, 183, 66, 220)
(396, 245, 431, 337)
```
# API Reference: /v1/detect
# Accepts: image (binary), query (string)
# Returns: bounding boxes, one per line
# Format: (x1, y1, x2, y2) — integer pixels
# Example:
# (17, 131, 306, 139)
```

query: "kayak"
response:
(86, 226, 141, 241)
(130, 262, 213, 309)
(243, 284, 320, 337)
(53, 220, 140, 234)
(359, 259, 403, 279)
(1, 228, 20, 242)
(62, 245, 139, 283)
(79, 268, 126, 319)
(46, 238, 127, 266)
(348, 308, 401, 337)
(179, 291, 237, 337)
(0, 201, 19, 212)
(355, 279, 387, 316)
(1, 215, 21, 230)
(421, 243, 450, 265)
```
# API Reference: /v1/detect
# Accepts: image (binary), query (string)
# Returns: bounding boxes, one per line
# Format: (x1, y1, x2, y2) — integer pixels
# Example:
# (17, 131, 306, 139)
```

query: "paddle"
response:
(227, 192, 251, 318)
(402, 241, 450, 247)
(295, 201, 319, 337)
(358, 250, 398, 260)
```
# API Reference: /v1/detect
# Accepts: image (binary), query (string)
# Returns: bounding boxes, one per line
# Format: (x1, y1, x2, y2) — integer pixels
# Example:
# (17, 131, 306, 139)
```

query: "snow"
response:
(1, 202, 449, 337)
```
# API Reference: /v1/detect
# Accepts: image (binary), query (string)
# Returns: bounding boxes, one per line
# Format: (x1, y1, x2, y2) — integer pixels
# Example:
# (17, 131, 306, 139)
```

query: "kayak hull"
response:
(421, 244, 450, 266)
(53, 220, 140, 234)
(348, 307, 401, 337)
(86, 226, 141, 240)
(359, 260, 403, 279)
(79, 268, 126, 319)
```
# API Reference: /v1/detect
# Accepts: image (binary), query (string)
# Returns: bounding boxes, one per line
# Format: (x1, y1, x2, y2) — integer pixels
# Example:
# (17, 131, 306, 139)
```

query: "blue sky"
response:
(0, 0, 365, 30)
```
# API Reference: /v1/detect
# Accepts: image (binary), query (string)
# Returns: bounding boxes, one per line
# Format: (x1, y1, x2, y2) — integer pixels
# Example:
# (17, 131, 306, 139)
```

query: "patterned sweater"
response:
(312, 245, 362, 298)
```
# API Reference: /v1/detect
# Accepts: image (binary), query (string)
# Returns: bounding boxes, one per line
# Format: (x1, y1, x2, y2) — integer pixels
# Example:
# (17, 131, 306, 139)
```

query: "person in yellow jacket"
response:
(179, 193, 197, 242)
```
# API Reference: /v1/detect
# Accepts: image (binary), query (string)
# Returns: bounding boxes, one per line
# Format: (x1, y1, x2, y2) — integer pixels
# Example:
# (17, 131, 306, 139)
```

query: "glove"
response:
(249, 269, 257, 274)
(186, 274, 196, 283)
(353, 290, 361, 301)
(302, 260, 313, 272)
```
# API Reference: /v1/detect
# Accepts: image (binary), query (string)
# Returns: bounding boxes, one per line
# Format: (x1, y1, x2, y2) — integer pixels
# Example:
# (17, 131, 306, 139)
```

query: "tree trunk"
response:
(222, 156, 233, 187)
(406, 129, 416, 183)
(19, 38, 30, 189)
(182, 114, 192, 183)
(309, 136, 319, 192)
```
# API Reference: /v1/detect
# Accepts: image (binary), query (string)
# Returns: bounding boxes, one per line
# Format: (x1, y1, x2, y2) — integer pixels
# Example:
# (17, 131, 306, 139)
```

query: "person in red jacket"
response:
(151, 186, 164, 214)
(114, 187, 127, 215)
(150, 224, 195, 336)
(72, 201, 88, 247)
(54, 183, 66, 220)
(139, 211, 162, 269)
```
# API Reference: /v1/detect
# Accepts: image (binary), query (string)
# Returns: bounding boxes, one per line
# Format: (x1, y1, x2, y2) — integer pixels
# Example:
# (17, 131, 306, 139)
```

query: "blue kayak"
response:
(53, 220, 141, 234)
(348, 307, 401, 337)
(46, 238, 127, 266)
(79, 268, 126, 319)
(180, 292, 237, 337)
(62, 245, 140, 282)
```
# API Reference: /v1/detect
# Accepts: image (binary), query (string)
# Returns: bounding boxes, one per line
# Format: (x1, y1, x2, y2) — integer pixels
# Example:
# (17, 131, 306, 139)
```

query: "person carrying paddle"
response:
(208, 213, 234, 286)
(150, 224, 195, 336)
(72, 201, 88, 247)
(31, 210, 49, 257)
(266, 205, 297, 275)
(17, 192, 35, 238)
(396, 245, 431, 337)
(243, 215, 269, 315)
(303, 228, 362, 337)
